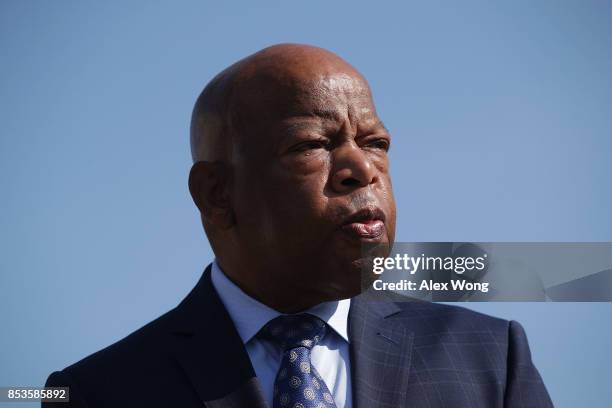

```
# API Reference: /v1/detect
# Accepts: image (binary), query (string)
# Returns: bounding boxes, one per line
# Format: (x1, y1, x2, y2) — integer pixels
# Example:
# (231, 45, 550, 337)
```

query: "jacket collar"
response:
(348, 290, 415, 408)
(169, 265, 414, 408)
(170, 264, 267, 408)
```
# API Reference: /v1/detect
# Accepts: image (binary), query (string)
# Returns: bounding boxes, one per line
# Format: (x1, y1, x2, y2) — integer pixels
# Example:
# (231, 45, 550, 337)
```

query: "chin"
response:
(312, 258, 368, 300)
(319, 281, 361, 301)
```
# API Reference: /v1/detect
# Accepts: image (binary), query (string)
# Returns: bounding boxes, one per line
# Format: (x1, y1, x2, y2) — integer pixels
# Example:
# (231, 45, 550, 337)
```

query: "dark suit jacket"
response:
(44, 265, 553, 407)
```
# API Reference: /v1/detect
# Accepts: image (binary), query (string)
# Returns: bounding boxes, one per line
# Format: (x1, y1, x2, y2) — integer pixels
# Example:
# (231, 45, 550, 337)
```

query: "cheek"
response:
(277, 152, 331, 197)
(253, 154, 332, 224)
(369, 152, 389, 174)
(279, 150, 330, 177)
(381, 178, 397, 239)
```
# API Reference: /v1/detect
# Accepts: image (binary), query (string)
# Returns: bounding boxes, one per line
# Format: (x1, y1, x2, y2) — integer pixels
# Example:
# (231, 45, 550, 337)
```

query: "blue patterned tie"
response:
(262, 313, 338, 408)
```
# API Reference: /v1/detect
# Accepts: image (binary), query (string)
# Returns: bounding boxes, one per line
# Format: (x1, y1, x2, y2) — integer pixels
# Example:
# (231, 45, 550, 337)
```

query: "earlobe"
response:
(188, 161, 211, 214)
(188, 161, 235, 229)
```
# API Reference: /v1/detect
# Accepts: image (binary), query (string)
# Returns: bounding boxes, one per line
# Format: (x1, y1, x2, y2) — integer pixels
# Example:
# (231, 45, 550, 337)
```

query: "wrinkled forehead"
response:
(230, 66, 377, 134)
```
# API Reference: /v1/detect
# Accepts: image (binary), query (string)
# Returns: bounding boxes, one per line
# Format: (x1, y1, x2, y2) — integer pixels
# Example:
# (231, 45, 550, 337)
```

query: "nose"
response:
(331, 143, 378, 193)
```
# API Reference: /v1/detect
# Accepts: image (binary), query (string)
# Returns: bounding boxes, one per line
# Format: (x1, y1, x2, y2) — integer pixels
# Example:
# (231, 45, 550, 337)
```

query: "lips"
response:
(340, 207, 386, 240)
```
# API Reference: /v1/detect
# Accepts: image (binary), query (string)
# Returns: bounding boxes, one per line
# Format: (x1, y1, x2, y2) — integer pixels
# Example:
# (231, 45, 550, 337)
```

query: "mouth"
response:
(340, 206, 386, 240)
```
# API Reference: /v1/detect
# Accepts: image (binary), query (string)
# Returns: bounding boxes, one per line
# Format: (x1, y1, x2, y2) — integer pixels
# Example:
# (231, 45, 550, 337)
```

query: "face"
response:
(229, 65, 396, 301)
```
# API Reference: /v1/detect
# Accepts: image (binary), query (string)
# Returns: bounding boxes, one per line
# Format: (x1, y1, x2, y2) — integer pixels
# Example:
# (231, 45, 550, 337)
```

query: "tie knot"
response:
(262, 313, 327, 350)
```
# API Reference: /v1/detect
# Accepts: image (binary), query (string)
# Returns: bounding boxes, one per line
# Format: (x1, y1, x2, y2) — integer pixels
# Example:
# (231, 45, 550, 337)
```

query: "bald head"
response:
(188, 43, 395, 311)
(190, 44, 368, 163)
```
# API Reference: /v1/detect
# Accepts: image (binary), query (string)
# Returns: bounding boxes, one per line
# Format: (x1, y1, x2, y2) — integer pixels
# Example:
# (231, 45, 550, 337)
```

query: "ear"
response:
(188, 161, 235, 230)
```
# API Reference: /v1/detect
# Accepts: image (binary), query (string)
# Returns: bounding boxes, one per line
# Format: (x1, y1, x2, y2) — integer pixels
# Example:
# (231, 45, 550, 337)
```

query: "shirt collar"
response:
(210, 259, 350, 344)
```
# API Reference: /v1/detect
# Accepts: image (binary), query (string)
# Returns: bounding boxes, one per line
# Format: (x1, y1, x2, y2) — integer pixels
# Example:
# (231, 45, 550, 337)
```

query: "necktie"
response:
(261, 313, 338, 408)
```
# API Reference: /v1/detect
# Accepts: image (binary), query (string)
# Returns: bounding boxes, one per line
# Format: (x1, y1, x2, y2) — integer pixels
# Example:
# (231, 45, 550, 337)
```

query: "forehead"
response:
(295, 73, 374, 118)
(235, 70, 378, 129)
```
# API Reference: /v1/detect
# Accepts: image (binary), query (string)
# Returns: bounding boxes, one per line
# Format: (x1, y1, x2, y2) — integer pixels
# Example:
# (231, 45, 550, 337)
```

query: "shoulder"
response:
(355, 292, 516, 348)
(70, 308, 177, 373)
(52, 267, 213, 379)
(45, 308, 181, 401)
(394, 299, 510, 332)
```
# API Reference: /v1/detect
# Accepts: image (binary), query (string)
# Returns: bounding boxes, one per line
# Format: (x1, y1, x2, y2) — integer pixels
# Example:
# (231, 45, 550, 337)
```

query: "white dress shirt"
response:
(210, 260, 353, 408)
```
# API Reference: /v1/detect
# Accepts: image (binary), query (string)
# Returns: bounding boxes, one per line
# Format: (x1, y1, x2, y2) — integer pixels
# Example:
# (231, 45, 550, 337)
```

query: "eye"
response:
(365, 138, 390, 151)
(291, 139, 329, 153)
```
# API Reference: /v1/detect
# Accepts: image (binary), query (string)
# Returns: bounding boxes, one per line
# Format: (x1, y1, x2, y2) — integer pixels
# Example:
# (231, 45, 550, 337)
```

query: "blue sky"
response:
(1, 1, 611, 406)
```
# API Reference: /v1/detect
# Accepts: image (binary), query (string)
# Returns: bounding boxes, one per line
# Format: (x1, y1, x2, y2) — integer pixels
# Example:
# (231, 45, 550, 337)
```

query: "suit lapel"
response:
(169, 265, 415, 408)
(170, 265, 268, 408)
(349, 291, 414, 408)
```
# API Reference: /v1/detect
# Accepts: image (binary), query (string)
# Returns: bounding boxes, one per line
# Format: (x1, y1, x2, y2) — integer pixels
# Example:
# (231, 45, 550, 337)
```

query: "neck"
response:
(216, 259, 334, 313)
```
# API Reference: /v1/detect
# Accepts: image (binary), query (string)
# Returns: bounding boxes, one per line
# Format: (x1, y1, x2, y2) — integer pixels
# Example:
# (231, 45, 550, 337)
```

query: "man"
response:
(44, 44, 553, 407)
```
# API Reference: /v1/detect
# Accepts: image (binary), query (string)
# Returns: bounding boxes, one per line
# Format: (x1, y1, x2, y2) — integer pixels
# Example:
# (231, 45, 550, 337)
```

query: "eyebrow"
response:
(282, 111, 388, 134)
(309, 108, 342, 122)
(372, 119, 388, 132)
(283, 120, 323, 134)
